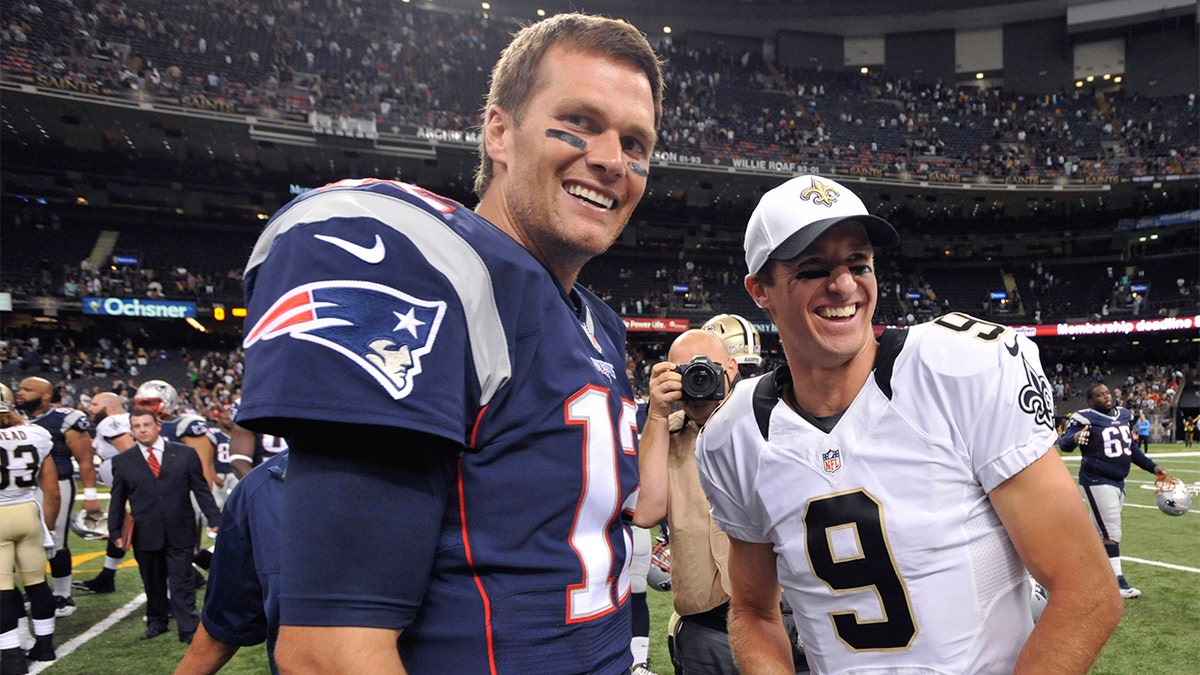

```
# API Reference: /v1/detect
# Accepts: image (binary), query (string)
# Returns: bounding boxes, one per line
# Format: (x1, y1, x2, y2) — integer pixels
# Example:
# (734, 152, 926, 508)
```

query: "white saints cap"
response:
(744, 174, 899, 274)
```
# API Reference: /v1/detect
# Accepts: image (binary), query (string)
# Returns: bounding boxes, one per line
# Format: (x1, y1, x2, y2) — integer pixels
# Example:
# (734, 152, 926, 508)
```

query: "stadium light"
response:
(663, 26, 672, 34)
(975, 72, 984, 80)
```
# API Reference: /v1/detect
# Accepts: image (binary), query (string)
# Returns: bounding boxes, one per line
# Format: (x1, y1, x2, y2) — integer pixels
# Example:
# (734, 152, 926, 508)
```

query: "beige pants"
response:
(0, 501, 49, 589)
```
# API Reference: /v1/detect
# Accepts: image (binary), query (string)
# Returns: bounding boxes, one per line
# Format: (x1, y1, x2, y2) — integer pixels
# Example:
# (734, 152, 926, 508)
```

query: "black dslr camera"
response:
(675, 355, 725, 401)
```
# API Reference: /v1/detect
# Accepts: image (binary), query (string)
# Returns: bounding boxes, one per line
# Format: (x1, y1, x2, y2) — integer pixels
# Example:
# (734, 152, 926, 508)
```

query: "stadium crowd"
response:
(2, 0, 1197, 181)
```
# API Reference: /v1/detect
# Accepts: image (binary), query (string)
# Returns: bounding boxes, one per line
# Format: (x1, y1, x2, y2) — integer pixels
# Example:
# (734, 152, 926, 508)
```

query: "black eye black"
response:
(850, 265, 873, 276)
(796, 270, 831, 280)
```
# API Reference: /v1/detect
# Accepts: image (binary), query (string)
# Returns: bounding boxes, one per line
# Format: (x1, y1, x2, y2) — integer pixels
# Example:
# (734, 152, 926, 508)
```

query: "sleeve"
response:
(693, 401, 771, 544)
(201, 486, 267, 646)
(1058, 413, 1086, 452)
(959, 332, 1059, 493)
(188, 449, 222, 523)
(181, 417, 210, 438)
(64, 409, 90, 434)
(100, 415, 130, 441)
(107, 461, 128, 541)
(1130, 444, 1158, 474)
(238, 188, 480, 447)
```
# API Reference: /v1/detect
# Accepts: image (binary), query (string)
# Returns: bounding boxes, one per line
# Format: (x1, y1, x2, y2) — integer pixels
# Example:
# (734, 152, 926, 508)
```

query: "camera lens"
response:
(686, 369, 712, 390)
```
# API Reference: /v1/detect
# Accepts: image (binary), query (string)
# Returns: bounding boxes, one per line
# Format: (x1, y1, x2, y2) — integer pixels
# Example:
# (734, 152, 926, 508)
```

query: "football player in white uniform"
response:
(694, 175, 1121, 674)
(74, 393, 135, 594)
(0, 383, 61, 669)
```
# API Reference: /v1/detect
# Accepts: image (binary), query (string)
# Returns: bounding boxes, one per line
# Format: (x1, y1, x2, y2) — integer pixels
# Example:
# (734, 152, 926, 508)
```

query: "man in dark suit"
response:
(109, 409, 221, 644)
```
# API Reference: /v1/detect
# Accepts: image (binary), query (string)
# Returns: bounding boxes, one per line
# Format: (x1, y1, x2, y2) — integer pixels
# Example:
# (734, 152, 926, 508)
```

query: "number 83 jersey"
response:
(696, 314, 1058, 674)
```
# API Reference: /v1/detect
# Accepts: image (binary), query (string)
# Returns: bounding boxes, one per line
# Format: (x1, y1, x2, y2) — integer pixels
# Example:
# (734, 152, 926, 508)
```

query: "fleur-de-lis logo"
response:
(800, 178, 840, 207)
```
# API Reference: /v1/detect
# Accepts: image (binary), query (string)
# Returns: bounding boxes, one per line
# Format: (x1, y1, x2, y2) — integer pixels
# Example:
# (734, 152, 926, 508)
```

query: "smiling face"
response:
(478, 45, 656, 289)
(746, 221, 878, 373)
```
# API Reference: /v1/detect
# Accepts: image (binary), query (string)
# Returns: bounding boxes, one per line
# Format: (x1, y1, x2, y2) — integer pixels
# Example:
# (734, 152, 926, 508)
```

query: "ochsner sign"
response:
(83, 297, 196, 319)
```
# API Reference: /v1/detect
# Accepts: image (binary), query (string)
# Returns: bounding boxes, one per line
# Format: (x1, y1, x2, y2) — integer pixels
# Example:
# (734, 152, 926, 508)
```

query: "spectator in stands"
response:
(1134, 413, 1151, 452)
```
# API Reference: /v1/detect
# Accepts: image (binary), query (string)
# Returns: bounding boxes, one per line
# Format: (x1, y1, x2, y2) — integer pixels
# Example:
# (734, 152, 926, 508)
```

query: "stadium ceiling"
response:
(431, 0, 1078, 37)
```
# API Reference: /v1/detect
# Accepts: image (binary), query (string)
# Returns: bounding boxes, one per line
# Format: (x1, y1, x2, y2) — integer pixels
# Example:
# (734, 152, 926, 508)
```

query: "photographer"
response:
(636, 318, 803, 674)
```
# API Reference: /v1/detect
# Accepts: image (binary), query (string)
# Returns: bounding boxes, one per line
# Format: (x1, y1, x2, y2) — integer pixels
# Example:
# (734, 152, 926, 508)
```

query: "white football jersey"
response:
(93, 413, 131, 461)
(696, 314, 1057, 674)
(0, 423, 55, 505)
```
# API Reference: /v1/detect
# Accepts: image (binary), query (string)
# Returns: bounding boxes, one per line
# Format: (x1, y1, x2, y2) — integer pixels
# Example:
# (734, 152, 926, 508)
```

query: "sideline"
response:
(28, 593, 147, 674)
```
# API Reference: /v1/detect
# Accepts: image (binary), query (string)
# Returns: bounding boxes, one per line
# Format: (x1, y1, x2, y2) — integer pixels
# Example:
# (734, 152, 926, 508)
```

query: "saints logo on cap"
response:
(800, 178, 840, 208)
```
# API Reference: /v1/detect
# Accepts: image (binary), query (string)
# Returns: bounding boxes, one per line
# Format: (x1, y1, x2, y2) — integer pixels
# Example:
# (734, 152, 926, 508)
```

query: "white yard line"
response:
(1121, 557, 1200, 574)
(29, 593, 147, 674)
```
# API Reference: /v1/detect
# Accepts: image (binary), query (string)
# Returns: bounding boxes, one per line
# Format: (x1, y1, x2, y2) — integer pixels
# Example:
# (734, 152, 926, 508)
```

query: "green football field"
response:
(27, 445, 1199, 674)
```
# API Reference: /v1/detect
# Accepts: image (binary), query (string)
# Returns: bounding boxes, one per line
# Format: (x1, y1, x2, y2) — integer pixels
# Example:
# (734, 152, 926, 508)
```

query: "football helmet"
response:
(648, 538, 672, 592)
(0, 383, 13, 413)
(701, 313, 762, 367)
(134, 380, 179, 419)
(1029, 577, 1048, 623)
(1155, 476, 1193, 516)
(70, 509, 109, 540)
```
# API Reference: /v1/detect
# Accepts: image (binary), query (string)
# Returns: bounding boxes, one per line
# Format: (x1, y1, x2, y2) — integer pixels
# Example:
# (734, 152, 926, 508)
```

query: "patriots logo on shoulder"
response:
(244, 280, 446, 400)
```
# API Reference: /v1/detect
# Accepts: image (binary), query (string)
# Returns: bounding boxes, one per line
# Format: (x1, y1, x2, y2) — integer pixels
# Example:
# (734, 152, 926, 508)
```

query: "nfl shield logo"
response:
(822, 448, 842, 474)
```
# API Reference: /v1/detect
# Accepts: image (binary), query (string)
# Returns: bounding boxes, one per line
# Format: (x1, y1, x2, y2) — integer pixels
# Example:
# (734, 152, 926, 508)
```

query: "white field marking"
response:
(1121, 557, 1200, 574)
(29, 593, 147, 674)
(1060, 449, 1200, 458)
(1125, 502, 1199, 514)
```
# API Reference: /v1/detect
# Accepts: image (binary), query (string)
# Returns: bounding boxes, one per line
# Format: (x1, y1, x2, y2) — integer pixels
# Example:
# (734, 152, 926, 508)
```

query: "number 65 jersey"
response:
(696, 315, 1058, 674)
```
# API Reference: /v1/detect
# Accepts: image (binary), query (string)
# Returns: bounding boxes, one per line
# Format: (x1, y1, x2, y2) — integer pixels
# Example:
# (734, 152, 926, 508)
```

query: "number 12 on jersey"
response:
(564, 385, 638, 623)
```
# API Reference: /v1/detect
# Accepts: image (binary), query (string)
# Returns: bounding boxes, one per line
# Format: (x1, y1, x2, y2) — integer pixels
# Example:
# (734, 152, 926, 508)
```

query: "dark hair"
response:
(1085, 383, 1109, 400)
(474, 13, 664, 197)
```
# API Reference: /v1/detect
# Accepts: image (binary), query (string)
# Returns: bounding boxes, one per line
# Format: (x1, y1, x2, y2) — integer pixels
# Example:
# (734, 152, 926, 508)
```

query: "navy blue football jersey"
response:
(254, 433, 288, 466)
(1059, 406, 1155, 487)
(212, 428, 233, 474)
(239, 179, 639, 673)
(30, 407, 90, 477)
(160, 414, 212, 444)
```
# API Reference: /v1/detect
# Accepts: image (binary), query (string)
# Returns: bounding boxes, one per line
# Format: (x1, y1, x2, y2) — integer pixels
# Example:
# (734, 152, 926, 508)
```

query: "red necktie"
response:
(146, 449, 161, 478)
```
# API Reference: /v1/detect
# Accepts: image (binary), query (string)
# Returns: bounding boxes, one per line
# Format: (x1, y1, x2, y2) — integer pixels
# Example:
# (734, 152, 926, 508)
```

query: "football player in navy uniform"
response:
(694, 175, 1121, 673)
(15, 377, 98, 618)
(225, 399, 287, 479)
(237, 13, 662, 672)
(1059, 383, 1170, 598)
(210, 408, 236, 510)
(224, 399, 259, 480)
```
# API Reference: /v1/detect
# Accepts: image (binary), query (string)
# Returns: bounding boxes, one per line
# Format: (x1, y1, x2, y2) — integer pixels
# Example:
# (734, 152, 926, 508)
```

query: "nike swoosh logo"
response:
(313, 233, 386, 264)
